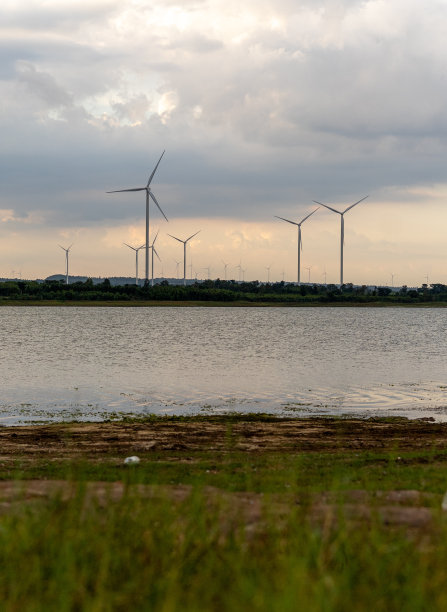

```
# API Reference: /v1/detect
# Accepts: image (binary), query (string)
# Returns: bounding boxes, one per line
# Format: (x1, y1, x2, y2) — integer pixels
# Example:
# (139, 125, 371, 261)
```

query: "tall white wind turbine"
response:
(168, 231, 201, 286)
(59, 244, 72, 285)
(123, 242, 145, 286)
(313, 196, 368, 286)
(107, 151, 168, 284)
(149, 231, 161, 287)
(275, 207, 319, 285)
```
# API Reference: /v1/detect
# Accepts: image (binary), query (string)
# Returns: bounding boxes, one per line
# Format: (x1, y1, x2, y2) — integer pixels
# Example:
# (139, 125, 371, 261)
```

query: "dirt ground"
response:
(1, 418, 446, 531)
(1, 417, 446, 460)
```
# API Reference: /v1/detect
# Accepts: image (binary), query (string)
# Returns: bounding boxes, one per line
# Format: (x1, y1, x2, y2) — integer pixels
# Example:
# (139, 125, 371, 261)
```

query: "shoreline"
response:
(1, 299, 447, 307)
(2, 415, 446, 458)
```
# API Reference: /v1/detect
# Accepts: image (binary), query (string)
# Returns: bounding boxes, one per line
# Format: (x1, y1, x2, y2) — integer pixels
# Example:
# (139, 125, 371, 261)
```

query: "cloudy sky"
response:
(1, 0, 446, 285)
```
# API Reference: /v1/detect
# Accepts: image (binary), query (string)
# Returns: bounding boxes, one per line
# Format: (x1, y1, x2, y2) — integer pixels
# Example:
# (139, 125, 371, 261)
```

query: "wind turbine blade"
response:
(149, 191, 168, 221)
(151, 229, 160, 246)
(147, 150, 165, 187)
(313, 201, 340, 214)
(123, 243, 137, 251)
(106, 188, 145, 193)
(299, 207, 319, 225)
(274, 215, 299, 226)
(343, 195, 369, 214)
(167, 233, 184, 244)
(186, 230, 201, 242)
(58, 244, 66, 251)
(153, 247, 161, 261)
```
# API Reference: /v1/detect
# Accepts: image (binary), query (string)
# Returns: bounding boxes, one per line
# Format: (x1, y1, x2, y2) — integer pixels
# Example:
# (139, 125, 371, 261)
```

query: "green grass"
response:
(3, 442, 447, 610)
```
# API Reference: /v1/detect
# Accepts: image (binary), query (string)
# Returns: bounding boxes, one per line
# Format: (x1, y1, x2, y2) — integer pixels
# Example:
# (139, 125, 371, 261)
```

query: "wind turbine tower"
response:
(168, 231, 201, 286)
(59, 244, 72, 285)
(107, 151, 168, 284)
(149, 231, 161, 287)
(124, 242, 145, 285)
(313, 196, 368, 286)
(275, 207, 319, 285)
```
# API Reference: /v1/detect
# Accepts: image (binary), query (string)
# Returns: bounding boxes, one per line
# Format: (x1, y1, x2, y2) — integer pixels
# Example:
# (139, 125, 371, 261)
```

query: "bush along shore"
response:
(3, 415, 447, 610)
(1, 278, 447, 305)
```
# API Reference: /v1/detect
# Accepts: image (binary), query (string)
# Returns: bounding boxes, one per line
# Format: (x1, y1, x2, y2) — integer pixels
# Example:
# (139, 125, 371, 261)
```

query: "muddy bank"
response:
(1, 417, 446, 461)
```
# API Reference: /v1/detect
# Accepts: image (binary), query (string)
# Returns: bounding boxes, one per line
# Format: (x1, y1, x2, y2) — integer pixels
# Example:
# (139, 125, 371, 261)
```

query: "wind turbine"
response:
(266, 265, 271, 284)
(149, 231, 161, 287)
(123, 242, 145, 286)
(275, 207, 319, 285)
(107, 151, 168, 284)
(304, 266, 311, 284)
(235, 261, 242, 282)
(222, 260, 229, 281)
(59, 244, 72, 285)
(174, 260, 181, 279)
(202, 266, 212, 280)
(168, 231, 201, 286)
(313, 196, 368, 286)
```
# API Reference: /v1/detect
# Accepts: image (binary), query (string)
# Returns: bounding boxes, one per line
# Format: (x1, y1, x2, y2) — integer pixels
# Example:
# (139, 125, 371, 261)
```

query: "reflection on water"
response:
(0, 306, 446, 424)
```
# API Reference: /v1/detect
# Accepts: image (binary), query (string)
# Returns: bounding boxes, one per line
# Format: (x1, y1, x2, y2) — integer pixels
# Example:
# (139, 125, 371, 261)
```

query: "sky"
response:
(1, 0, 447, 286)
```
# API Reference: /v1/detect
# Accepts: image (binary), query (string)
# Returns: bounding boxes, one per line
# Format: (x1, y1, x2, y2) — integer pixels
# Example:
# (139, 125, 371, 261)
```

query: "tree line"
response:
(0, 278, 447, 304)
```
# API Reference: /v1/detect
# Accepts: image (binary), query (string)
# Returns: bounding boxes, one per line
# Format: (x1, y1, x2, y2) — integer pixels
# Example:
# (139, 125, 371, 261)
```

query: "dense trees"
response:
(0, 278, 446, 304)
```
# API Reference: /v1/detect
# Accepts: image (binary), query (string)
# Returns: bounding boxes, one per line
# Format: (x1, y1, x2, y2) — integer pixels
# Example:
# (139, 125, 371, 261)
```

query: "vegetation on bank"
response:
(2, 416, 447, 610)
(1, 278, 447, 305)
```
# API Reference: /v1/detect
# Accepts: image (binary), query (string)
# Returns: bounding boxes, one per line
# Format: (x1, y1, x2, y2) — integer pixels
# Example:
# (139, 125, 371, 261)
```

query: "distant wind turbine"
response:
(174, 260, 181, 279)
(149, 231, 161, 287)
(313, 196, 368, 285)
(266, 265, 271, 284)
(275, 207, 319, 285)
(202, 266, 212, 280)
(168, 231, 201, 286)
(123, 242, 145, 286)
(235, 261, 242, 282)
(222, 260, 229, 281)
(107, 151, 168, 284)
(59, 244, 72, 285)
(304, 266, 311, 284)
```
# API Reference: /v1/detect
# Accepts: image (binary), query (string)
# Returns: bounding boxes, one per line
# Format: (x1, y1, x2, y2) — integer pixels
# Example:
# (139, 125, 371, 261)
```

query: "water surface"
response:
(1, 306, 446, 424)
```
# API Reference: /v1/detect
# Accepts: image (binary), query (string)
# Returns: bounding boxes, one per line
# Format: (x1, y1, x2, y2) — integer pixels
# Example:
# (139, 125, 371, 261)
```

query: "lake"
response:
(1, 306, 446, 424)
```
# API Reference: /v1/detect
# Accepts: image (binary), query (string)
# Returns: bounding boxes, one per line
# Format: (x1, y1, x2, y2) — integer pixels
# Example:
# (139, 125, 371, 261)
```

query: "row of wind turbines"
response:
(59, 151, 370, 287)
(276, 195, 369, 285)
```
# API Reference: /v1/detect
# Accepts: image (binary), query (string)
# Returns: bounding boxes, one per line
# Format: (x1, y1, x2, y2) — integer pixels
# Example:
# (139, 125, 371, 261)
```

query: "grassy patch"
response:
(3, 418, 447, 609)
